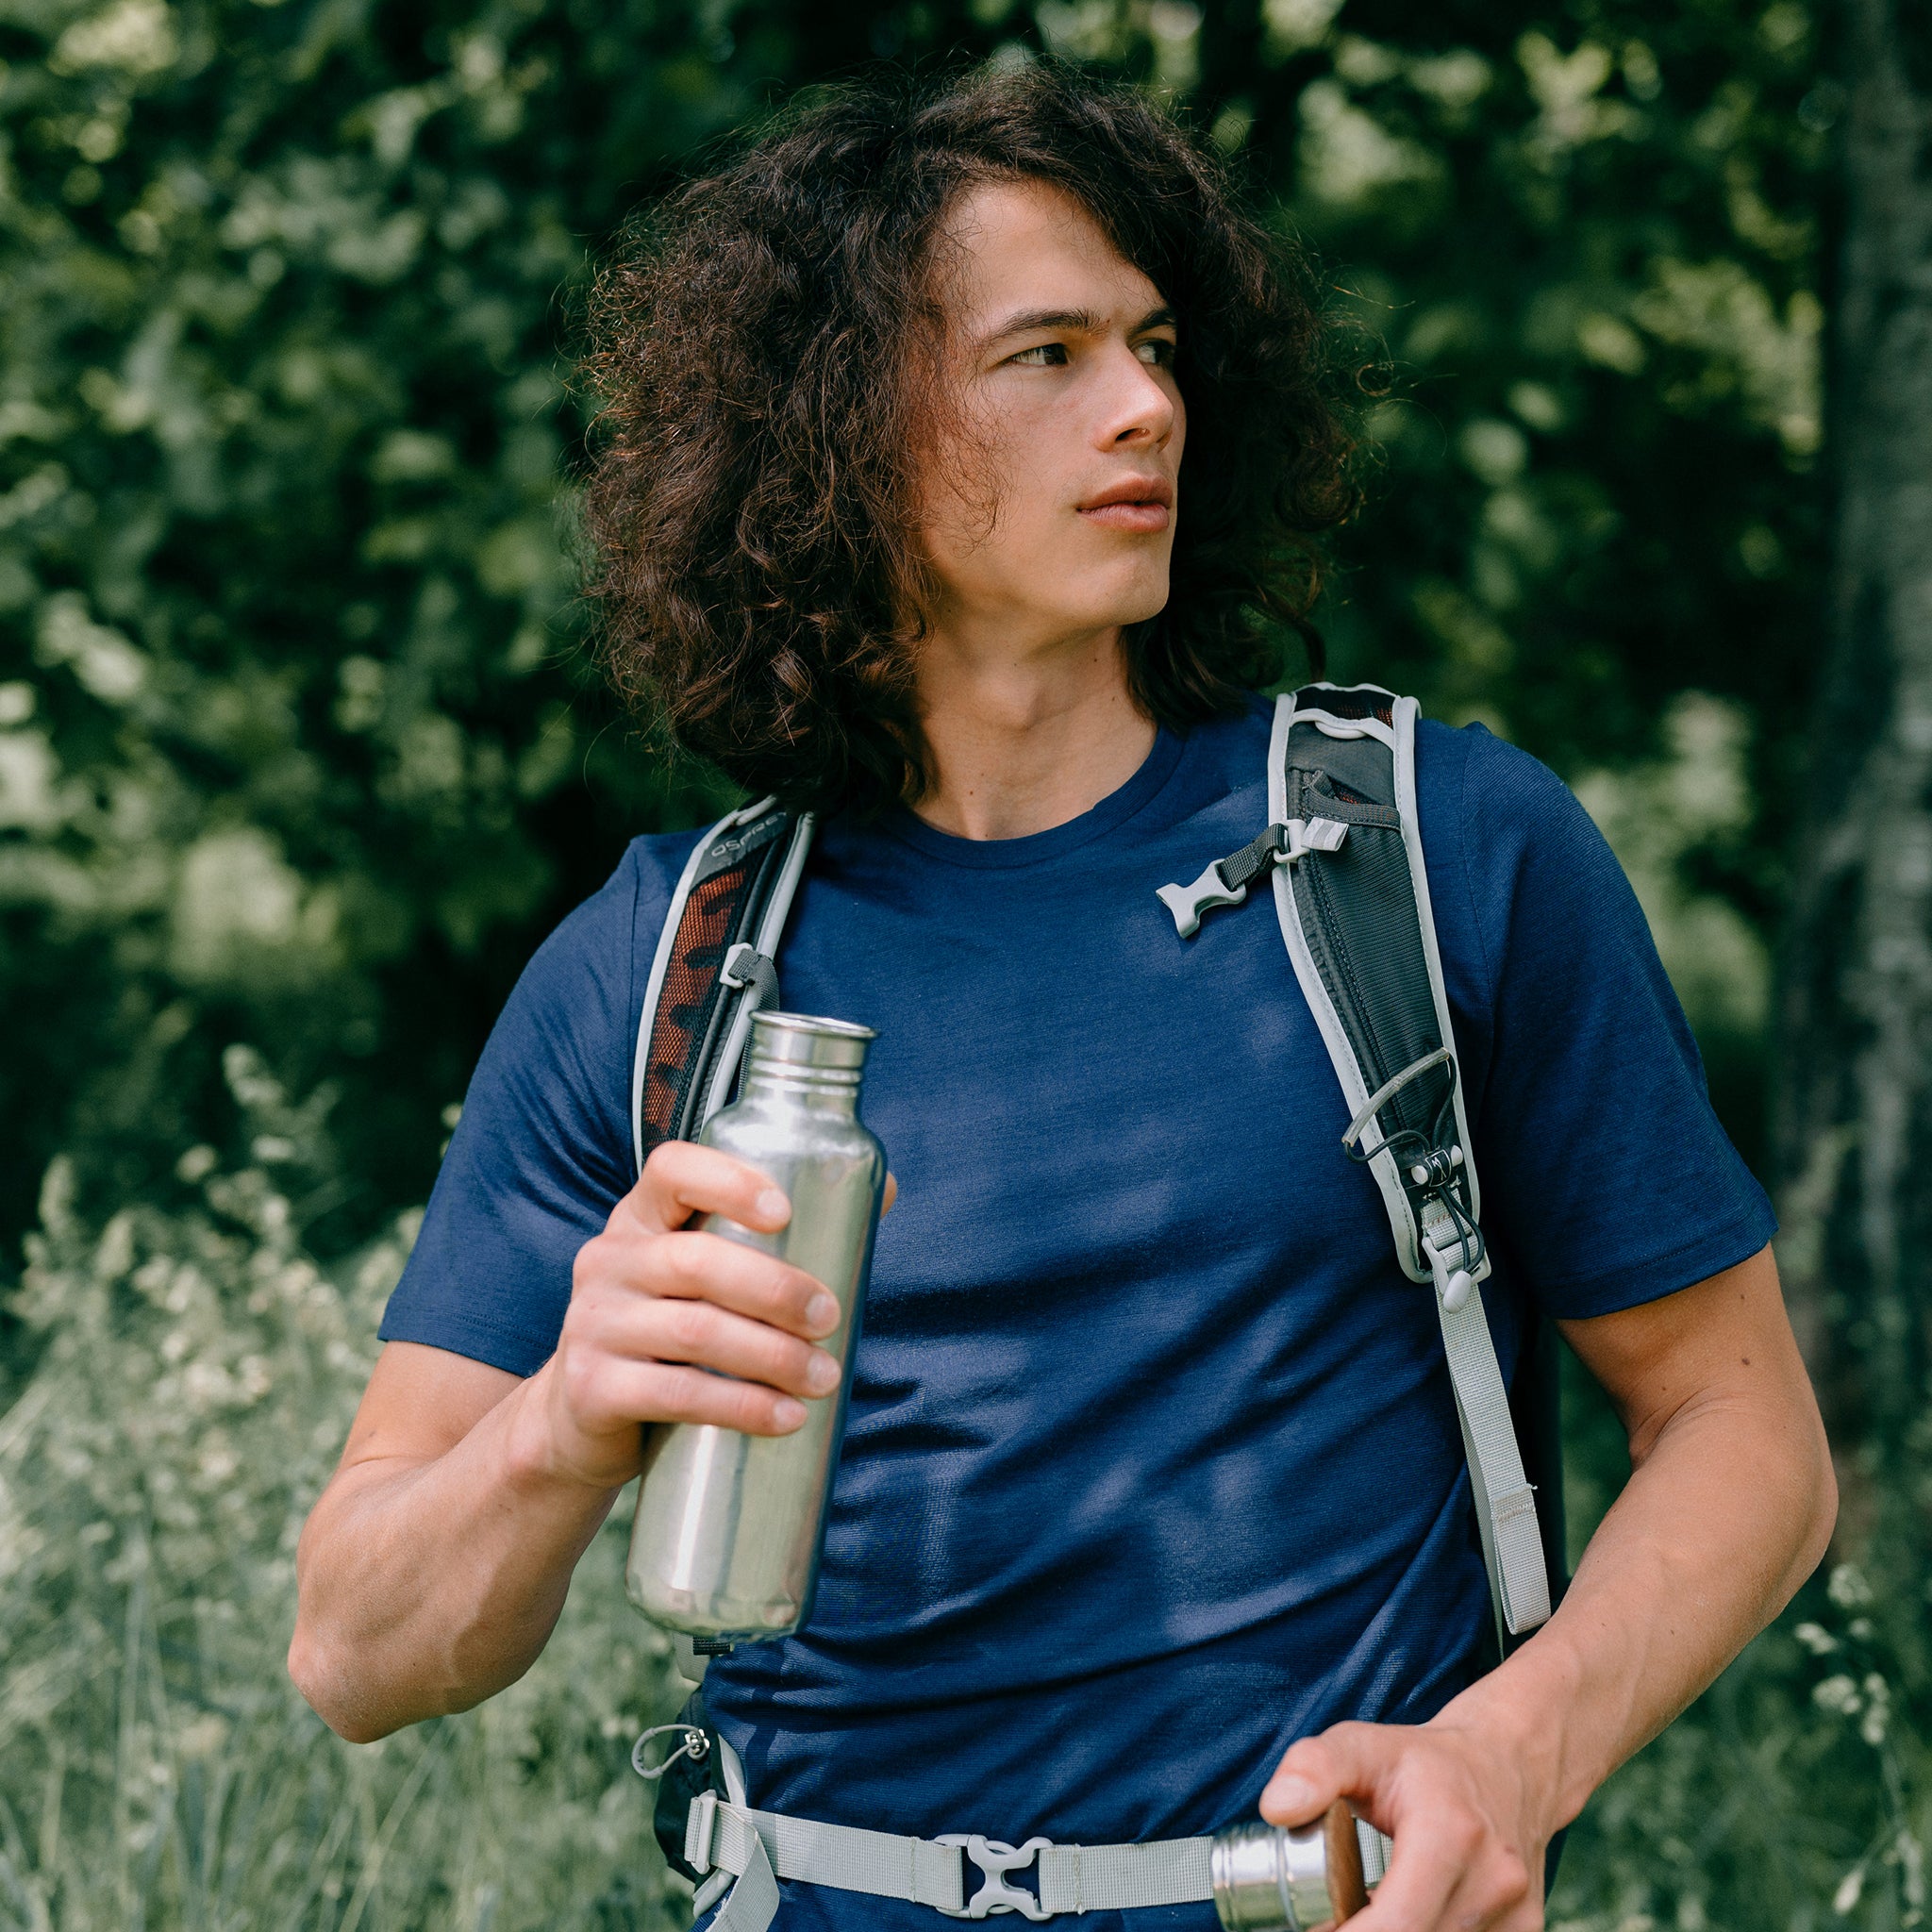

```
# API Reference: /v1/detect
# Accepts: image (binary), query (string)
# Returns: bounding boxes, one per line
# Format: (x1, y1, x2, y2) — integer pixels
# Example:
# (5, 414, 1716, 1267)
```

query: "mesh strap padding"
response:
(638, 808, 799, 1156)
(1294, 682, 1394, 726)
(641, 865, 754, 1149)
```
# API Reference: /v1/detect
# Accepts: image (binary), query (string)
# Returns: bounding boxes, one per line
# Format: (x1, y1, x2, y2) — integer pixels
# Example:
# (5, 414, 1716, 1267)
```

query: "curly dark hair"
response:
(580, 59, 1363, 815)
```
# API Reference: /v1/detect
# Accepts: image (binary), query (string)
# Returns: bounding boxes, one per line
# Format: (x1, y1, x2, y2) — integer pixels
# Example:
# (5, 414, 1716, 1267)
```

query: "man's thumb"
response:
(1258, 1725, 1384, 1827)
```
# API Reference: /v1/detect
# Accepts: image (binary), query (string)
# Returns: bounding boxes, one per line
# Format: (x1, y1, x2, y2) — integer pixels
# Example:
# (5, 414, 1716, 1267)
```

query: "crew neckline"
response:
(883, 724, 1187, 871)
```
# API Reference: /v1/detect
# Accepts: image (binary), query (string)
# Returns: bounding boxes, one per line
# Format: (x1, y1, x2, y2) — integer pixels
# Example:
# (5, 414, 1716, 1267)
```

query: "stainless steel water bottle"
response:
(1211, 1807, 1369, 1931)
(625, 1010, 886, 1641)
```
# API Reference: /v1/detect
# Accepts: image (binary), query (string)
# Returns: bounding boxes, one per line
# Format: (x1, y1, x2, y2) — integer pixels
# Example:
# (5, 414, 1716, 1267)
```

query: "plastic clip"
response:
(935, 1837, 1056, 1921)
(720, 942, 778, 1006)
(1157, 818, 1349, 941)
(1424, 1233, 1476, 1314)
(1157, 860, 1248, 939)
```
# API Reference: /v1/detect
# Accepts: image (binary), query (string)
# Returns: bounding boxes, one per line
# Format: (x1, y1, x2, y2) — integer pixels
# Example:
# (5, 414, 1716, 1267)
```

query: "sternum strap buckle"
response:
(1157, 817, 1350, 940)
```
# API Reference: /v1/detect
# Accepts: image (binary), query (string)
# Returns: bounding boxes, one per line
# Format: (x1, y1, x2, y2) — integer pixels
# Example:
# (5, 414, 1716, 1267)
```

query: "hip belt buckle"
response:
(935, 1835, 1055, 1921)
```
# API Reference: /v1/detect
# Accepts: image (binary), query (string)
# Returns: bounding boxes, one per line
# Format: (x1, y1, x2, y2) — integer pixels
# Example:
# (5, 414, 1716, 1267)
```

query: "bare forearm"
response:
(1261, 1254, 1833, 1928)
(291, 1367, 619, 1741)
(290, 1149, 850, 1741)
(1441, 1386, 1834, 1834)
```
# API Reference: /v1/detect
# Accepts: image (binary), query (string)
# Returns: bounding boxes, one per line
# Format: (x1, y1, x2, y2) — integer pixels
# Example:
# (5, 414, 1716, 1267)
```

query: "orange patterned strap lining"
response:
(639, 808, 799, 1156)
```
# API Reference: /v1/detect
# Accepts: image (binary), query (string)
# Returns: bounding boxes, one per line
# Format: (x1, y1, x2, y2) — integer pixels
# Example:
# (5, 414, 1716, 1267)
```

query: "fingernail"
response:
(806, 1353, 841, 1393)
(756, 1187, 791, 1224)
(773, 1398, 807, 1430)
(1262, 1775, 1317, 1817)
(807, 1291, 840, 1334)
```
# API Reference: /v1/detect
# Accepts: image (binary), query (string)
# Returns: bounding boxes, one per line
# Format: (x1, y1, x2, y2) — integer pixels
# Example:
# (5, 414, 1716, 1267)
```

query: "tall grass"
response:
(1542, 1373, 1932, 1929)
(2, 1050, 1928, 1929)
(0, 1051, 686, 1932)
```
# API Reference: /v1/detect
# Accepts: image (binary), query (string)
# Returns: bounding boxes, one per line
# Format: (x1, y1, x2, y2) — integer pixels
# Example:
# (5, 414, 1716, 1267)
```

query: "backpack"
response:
(629, 683, 1561, 1653)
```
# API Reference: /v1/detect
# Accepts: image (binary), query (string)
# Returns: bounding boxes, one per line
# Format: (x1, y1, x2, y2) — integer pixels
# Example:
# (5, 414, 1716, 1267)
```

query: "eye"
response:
(1136, 338, 1178, 367)
(1008, 342, 1069, 367)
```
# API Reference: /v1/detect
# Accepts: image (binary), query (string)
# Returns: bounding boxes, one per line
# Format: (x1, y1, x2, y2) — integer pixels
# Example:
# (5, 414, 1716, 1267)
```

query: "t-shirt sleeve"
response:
(376, 841, 676, 1376)
(1447, 724, 1777, 1321)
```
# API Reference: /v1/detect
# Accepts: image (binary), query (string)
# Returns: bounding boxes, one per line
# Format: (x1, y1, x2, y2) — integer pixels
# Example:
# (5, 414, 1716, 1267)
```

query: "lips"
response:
(1077, 475, 1174, 535)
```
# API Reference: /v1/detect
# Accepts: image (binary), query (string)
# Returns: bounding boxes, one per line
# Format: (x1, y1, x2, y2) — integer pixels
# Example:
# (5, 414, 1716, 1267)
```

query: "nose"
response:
(1093, 342, 1178, 453)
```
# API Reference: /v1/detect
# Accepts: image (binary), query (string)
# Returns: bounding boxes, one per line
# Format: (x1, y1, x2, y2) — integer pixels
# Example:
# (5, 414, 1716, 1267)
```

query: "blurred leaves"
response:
(0, 0, 769, 1261)
(0, 0, 1822, 1260)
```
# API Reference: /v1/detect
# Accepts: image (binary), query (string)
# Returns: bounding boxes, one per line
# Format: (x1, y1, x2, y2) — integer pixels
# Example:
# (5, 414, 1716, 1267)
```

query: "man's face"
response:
(918, 178, 1185, 647)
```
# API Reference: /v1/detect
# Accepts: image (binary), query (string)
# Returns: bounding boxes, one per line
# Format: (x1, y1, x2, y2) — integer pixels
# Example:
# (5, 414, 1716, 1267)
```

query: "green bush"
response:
(1551, 1432, 1925, 1927)
(0, 0, 764, 1276)
(0, 1052, 688, 1931)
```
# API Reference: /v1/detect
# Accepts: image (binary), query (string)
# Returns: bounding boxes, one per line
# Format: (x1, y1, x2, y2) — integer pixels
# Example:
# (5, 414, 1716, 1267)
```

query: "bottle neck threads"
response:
(740, 1011, 874, 1112)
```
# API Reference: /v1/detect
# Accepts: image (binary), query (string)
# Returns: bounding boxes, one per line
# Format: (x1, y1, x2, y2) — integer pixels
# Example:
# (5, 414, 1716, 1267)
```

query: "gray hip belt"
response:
(640, 1724, 1391, 1932)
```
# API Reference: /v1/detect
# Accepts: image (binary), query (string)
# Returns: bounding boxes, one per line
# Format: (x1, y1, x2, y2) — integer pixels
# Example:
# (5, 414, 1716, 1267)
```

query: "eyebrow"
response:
(978, 303, 1178, 350)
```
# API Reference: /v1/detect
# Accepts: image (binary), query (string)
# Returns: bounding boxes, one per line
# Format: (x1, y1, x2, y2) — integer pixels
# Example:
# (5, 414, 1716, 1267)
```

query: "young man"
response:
(290, 65, 1835, 1932)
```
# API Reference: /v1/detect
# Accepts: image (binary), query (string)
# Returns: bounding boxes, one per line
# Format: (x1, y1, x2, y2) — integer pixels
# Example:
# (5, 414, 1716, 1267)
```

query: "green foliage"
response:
(0, 0, 1824, 1274)
(1208, 0, 1824, 1171)
(1553, 1477, 1932, 1930)
(0, 1054, 687, 1929)
(0, 0, 781, 1270)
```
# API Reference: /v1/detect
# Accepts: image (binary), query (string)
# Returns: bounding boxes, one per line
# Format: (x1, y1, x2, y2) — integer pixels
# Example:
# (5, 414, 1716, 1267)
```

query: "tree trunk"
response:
(1775, 0, 1932, 1451)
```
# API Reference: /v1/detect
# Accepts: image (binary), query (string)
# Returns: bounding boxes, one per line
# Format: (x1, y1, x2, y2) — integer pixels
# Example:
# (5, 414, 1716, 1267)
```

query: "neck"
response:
(909, 616, 1158, 841)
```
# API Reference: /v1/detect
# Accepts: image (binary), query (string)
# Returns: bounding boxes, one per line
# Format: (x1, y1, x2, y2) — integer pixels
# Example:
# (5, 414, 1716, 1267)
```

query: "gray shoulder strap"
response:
(1155, 685, 1552, 1641)
(630, 799, 816, 1174)
(1271, 685, 1550, 1641)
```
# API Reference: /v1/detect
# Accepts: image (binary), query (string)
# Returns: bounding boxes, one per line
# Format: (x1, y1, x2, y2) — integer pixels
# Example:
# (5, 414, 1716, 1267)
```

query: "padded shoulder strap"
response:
(630, 800, 816, 1174)
(1268, 685, 1476, 1279)
(1270, 684, 1552, 1640)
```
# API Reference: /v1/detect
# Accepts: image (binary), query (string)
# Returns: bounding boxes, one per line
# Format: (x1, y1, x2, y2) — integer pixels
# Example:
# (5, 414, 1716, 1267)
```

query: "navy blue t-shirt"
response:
(381, 699, 1774, 1929)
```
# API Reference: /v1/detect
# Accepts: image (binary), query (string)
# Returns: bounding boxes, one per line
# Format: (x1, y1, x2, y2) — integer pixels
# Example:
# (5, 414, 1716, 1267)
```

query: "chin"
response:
(1058, 562, 1172, 637)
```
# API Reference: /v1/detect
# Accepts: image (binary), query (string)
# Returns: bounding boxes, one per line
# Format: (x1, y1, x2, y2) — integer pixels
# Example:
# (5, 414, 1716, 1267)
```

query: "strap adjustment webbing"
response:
(688, 1790, 970, 1920)
(1421, 1217, 1553, 1640)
